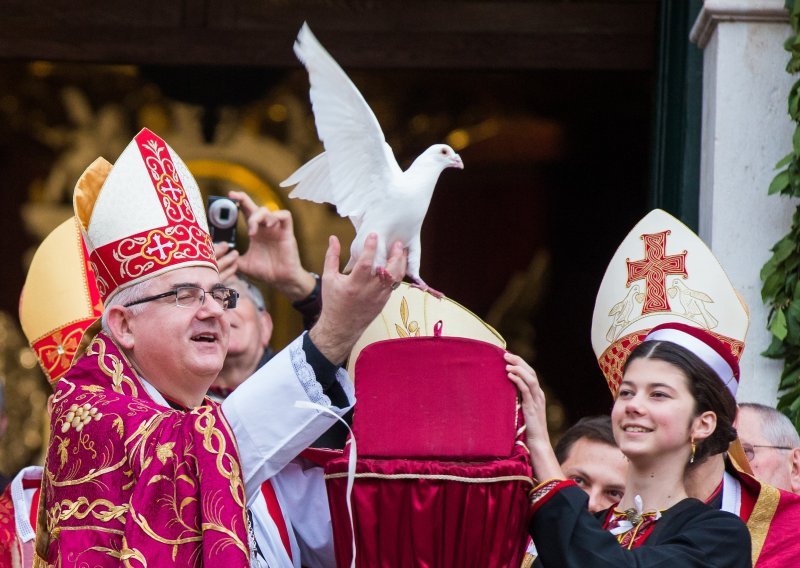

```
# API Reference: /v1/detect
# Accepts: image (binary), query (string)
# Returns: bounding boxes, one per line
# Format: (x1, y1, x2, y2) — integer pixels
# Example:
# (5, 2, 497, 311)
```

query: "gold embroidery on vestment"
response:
(747, 482, 781, 566)
(46, 456, 127, 487)
(51, 497, 129, 524)
(156, 442, 176, 464)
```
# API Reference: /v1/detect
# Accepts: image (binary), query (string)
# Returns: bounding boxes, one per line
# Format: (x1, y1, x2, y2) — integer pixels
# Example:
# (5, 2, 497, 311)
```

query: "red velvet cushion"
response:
(352, 336, 517, 459)
(325, 446, 533, 568)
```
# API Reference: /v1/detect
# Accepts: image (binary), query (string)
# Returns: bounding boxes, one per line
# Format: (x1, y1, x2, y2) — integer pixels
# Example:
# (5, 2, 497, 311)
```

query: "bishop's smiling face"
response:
(125, 266, 230, 403)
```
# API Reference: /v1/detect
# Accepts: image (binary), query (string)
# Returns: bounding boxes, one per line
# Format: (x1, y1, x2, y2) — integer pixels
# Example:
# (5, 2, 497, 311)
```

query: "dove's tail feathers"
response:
(280, 151, 327, 187)
(281, 151, 338, 203)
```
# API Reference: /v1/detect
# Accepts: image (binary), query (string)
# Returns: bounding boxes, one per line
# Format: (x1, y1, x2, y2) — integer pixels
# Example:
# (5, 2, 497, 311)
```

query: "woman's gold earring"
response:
(689, 437, 696, 464)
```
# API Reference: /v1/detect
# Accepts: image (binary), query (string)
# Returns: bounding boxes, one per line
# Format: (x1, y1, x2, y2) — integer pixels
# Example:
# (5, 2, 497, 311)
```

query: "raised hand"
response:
(213, 242, 239, 283)
(229, 190, 317, 302)
(309, 233, 407, 365)
(505, 353, 564, 481)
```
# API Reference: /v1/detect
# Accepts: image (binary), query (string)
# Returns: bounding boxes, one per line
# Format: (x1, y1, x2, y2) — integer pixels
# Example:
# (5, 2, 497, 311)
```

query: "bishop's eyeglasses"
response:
(124, 285, 239, 310)
(740, 443, 793, 462)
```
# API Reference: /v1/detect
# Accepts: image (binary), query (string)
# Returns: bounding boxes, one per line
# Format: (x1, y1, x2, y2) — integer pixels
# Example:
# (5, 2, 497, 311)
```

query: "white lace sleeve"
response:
(290, 338, 331, 407)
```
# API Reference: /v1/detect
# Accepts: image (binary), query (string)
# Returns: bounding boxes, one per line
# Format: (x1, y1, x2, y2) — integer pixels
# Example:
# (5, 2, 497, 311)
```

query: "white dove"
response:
(280, 23, 463, 298)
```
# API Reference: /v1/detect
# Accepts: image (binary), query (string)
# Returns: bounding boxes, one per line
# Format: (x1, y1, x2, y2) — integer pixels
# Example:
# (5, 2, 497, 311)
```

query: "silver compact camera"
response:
(206, 196, 239, 246)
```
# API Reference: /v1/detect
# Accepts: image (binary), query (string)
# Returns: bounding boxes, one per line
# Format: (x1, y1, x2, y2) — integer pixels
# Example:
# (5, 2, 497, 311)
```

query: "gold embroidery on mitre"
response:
(157, 172, 186, 206)
(605, 277, 721, 344)
(624, 230, 687, 315)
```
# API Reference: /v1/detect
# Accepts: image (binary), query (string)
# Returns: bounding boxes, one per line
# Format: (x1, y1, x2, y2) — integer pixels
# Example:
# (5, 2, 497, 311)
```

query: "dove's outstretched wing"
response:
(281, 23, 402, 222)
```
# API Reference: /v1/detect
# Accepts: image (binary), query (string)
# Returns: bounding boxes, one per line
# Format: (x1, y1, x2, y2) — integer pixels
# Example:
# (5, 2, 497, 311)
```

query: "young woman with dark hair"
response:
(507, 323, 751, 567)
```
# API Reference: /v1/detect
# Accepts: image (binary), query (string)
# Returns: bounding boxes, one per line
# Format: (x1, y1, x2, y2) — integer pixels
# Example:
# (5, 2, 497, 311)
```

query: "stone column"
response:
(691, 0, 796, 403)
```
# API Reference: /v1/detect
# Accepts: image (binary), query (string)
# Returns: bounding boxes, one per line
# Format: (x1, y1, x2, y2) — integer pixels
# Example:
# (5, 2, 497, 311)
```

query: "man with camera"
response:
(208, 190, 343, 566)
(38, 129, 406, 566)
(209, 190, 322, 394)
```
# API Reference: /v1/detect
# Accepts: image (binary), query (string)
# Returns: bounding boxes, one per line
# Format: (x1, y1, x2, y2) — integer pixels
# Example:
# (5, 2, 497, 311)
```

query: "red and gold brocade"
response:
(733, 466, 800, 567)
(35, 333, 249, 567)
(0, 485, 20, 567)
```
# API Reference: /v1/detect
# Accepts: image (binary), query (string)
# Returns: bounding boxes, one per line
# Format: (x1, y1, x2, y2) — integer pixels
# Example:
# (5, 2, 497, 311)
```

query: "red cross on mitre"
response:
(625, 230, 688, 315)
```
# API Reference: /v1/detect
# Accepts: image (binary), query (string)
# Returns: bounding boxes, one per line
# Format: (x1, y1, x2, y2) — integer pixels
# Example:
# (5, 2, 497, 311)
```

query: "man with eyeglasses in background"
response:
(37, 130, 406, 566)
(211, 190, 323, 401)
(684, 399, 800, 567)
(736, 402, 800, 495)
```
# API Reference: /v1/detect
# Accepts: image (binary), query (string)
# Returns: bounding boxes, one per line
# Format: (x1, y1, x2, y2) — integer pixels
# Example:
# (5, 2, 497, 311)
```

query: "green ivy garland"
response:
(761, 0, 800, 428)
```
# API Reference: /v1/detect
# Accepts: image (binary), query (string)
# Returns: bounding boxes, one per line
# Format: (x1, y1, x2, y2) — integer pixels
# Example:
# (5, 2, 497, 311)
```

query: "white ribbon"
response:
(608, 494, 662, 536)
(294, 400, 357, 568)
(608, 520, 634, 536)
(721, 470, 742, 516)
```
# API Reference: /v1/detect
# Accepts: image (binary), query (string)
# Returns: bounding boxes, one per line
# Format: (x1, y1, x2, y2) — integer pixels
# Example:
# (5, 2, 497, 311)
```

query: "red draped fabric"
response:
(326, 444, 532, 567)
(325, 335, 534, 567)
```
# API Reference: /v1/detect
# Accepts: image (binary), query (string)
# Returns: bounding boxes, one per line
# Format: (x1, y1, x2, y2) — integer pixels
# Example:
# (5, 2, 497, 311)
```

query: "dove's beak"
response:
(450, 154, 464, 170)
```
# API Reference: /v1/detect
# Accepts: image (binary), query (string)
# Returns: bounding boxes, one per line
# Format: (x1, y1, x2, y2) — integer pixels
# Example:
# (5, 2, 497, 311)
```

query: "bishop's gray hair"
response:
(100, 279, 154, 334)
(739, 402, 800, 449)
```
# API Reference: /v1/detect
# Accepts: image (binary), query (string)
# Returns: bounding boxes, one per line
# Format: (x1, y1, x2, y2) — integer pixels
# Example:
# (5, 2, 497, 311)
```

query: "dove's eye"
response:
(440, 148, 448, 155)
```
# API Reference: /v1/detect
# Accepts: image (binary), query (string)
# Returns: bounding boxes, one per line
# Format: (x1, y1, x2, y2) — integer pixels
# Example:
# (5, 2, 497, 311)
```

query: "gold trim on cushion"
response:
(324, 472, 533, 485)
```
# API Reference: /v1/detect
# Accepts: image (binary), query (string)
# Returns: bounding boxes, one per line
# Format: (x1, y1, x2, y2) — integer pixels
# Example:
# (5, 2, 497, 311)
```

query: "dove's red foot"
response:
(410, 278, 444, 299)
